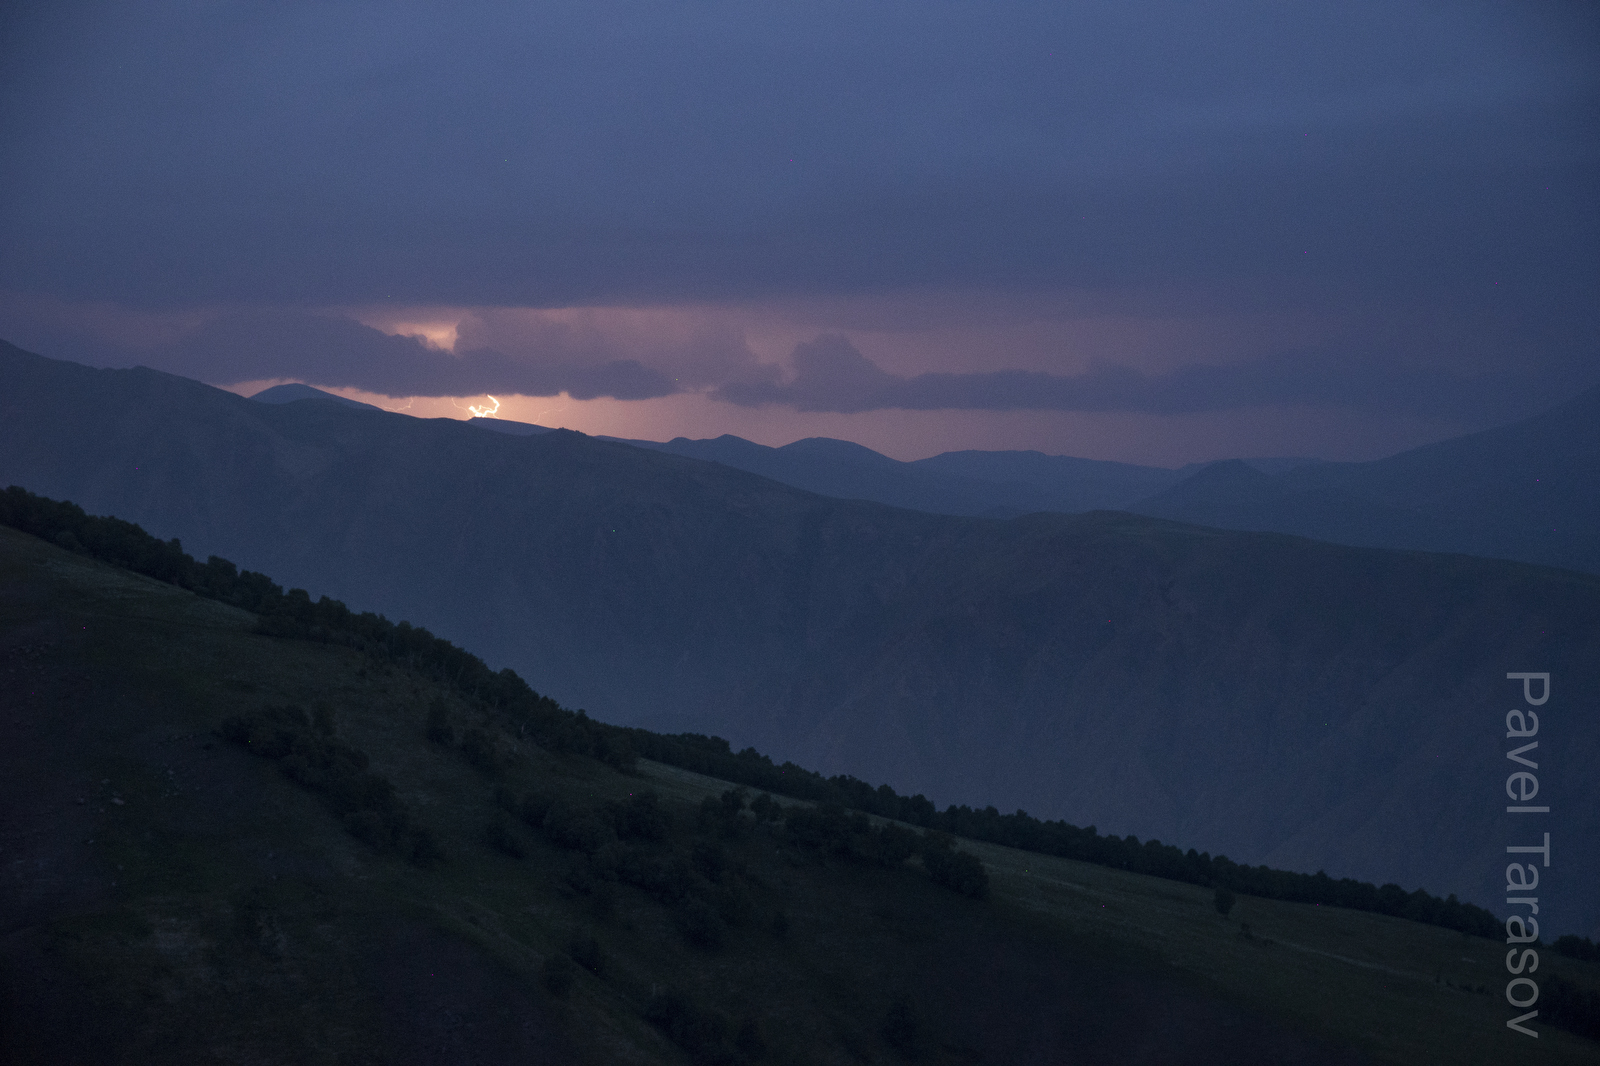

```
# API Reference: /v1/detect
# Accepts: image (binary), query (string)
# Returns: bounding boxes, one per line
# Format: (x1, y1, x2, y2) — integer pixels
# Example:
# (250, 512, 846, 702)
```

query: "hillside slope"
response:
(3, 524, 1597, 1064)
(3, 342, 1598, 937)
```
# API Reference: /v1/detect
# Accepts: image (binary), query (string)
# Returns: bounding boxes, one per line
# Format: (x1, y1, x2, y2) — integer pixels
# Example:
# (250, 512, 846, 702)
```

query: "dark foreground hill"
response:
(3, 341, 1599, 938)
(4, 523, 1599, 1064)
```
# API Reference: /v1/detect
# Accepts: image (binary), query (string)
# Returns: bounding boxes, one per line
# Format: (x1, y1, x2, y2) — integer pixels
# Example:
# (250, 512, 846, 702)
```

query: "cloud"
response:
(0, 0, 1593, 437)
(0, 296, 1561, 425)
(153, 311, 680, 400)
(0, 304, 788, 403)
(716, 335, 1539, 421)
(451, 308, 769, 394)
(1, 1, 1594, 317)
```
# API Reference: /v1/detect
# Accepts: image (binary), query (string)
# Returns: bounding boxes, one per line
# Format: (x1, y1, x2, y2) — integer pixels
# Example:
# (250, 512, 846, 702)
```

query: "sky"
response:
(1, 1, 1596, 465)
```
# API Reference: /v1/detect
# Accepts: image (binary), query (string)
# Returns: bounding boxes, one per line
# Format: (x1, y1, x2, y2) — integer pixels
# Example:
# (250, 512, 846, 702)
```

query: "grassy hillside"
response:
(3, 524, 1598, 1064)
(6, 345, 1600, 943)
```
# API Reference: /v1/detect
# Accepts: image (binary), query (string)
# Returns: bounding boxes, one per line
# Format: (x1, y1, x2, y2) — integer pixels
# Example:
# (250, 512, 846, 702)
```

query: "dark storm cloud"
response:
(716, 335, 1531, 420)
(1, 1, 1595, 309)
(0, 0, 1596, 420)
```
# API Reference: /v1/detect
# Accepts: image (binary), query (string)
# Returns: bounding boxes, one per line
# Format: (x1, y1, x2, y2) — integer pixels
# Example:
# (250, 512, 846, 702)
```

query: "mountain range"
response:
(3, 340, 1597, 936)
(466, 385, 1600, 577)
(470, 413, 1299, 518)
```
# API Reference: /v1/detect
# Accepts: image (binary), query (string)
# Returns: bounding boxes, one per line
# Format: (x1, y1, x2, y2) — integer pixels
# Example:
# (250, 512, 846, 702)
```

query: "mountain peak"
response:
(1186, 458, 1275, 484)
(778, 436, 897, 465)
(249, 383, 383, 411)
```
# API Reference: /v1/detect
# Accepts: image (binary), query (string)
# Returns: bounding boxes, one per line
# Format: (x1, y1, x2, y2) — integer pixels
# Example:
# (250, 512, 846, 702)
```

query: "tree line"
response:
(0, 485, 1504, 941)
(609, 730, 1500, 937)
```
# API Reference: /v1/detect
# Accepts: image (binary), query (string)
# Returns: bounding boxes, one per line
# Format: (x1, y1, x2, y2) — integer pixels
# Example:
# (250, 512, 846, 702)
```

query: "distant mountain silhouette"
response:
(576, 431, 1195, 517)
(635, 433, 1060, 516)
(250, 382, 385, 410)
(1127, 459, 1433, 548)
(255, 372, 1600, 577)
(3, 339, 1597, 937)
(1128, 387, 1600, 575)
(909, 448, 1193, 511)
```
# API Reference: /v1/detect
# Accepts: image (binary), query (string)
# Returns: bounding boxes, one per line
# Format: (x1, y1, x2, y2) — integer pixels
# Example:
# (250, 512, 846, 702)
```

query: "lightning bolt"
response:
(451, 395, 501, 419)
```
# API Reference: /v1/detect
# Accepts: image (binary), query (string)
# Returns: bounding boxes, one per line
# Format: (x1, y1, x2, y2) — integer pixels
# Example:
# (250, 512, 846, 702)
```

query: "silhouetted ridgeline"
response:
(0, 484, 1501, 940)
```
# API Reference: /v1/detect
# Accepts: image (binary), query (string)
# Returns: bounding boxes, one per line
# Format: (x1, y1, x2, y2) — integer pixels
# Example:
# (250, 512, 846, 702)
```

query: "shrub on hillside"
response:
(698, 789, 754, 839)
(610, 847, 699, 905)
(610, 790, 670, 841)
(871, 823, 921, 868)
(541, 801, 616, 853)
(222, 706, 443, 867)
(921, 841, 989, 899)
(783, 803, 867, 857)
(749, 792, 782, 822)
(1214, 885, 1237, 917)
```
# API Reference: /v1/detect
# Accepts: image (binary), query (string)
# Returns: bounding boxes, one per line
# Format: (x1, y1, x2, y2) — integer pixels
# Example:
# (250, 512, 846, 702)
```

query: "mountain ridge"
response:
(3, 340, 1597, 936)
(458, 366, 1600, 574)
(1128, 384, 1600, 574)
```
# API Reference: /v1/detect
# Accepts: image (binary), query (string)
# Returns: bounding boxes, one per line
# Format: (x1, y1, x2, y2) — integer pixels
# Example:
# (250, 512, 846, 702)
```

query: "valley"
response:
(3, 523, 1597, 1063)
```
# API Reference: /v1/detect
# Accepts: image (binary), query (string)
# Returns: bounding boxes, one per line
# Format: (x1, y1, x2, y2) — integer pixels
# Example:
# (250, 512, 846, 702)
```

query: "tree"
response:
(1214, 884, 1236, 917)
(922, 845, 989, 899)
